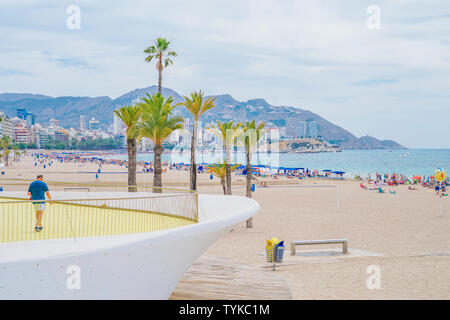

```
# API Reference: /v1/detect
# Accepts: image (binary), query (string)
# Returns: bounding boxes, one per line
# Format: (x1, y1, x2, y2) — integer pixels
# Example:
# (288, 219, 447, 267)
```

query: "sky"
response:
(0, 0, 449, 148)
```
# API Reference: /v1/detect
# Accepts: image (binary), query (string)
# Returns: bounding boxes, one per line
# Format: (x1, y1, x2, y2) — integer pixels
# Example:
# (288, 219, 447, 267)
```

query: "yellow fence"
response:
(0, 193, 198, 243)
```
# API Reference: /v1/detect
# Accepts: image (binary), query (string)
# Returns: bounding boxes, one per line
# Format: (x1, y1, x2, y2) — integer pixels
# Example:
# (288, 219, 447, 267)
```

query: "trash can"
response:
(275, 241, 285, 263)
(251, 184, 255, 192)
(210, 174, 213, 180)
(265, 240, 274, 263)
(98, 169, 101, 173)
(0, 186, 3, 192)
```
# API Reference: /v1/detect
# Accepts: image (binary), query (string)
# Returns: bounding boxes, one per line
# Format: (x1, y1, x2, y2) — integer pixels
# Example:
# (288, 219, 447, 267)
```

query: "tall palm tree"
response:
(138, 93, 183, 193)
(12, 144, 19, 162)
(208, 121, 242, 195)
(210, 161, 240, 195)
(144, 38, 177, 94)
(114, 105, 142, 192)
(177, 91, 216, 191)
(240, 120, 266, 228)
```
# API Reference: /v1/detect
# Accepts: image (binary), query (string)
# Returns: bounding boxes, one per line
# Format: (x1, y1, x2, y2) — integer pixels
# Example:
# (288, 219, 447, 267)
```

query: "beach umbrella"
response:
(435, 168, 447, 183)
(322, 169, 332, 172)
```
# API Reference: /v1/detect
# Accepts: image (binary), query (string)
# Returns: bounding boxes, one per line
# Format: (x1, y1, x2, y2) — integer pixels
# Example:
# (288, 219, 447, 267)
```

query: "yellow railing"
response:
(0, 193, 198, 243)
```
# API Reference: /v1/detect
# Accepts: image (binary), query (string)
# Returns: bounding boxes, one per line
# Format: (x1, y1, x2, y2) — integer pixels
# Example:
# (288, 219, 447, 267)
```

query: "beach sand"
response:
(2, 154, 450, 299)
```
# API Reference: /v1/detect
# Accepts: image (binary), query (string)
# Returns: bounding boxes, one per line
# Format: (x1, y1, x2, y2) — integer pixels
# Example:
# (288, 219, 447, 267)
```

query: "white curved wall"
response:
(0, 194, 260, 299)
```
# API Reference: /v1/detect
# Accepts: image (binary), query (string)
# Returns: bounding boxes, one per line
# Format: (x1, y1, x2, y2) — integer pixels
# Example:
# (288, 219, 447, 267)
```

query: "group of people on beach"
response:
(361, 171, 449, 197)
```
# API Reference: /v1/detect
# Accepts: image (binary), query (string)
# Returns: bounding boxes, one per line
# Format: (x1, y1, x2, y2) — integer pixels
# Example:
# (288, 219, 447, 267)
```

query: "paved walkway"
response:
(170, 254, 292, 300)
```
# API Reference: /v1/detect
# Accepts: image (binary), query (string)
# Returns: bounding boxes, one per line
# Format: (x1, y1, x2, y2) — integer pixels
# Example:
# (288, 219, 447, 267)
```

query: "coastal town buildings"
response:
(0, 112, 13, 139)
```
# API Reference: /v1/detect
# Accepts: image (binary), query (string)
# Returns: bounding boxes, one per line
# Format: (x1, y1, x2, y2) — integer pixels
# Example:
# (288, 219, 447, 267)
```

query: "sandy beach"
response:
(2, 153, 450, 299)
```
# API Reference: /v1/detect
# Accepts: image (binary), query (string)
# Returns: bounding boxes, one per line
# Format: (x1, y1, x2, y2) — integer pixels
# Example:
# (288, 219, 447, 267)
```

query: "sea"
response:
(104, 149, 450, 178)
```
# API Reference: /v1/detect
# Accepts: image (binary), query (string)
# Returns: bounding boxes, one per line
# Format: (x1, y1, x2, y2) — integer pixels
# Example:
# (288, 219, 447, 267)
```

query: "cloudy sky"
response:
(1, 0, 449, 148)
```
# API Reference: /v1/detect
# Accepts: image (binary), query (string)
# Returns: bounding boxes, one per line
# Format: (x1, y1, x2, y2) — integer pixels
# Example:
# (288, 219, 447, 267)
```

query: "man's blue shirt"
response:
(28, 180, 49, 204)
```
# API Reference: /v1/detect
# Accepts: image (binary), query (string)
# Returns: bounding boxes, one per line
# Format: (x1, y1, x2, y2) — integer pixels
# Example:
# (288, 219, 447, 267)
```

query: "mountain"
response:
(0, 86, 405, 150)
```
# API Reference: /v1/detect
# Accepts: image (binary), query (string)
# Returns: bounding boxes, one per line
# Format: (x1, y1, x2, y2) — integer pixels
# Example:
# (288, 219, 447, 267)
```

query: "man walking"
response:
(28, 175, 52, 232)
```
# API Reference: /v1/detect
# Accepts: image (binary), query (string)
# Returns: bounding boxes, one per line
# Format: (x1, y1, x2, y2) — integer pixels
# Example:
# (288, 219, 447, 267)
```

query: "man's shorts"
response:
(33, 203, 46, 211)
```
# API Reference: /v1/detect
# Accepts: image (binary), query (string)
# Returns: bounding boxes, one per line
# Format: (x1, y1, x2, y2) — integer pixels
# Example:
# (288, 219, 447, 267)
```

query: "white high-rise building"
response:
(297, 121, 306, 138)
(307, 121, 319, 138)
(89, 117, 100, 131)
(113, 113, 122, 136)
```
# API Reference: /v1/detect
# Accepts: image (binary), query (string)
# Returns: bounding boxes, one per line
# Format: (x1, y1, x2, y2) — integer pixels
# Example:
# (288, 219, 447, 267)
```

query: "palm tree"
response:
(2, 149, 10, 167)
(12, 144, 19, 162)
(240, 120, 266, 228)
(0, 135, 10, 149)
(208, 121, 242, 195)
(138, 93, 184, 193)
(114, 105, 142, 192)
(144, 38, 177, 94)
(0, 135, 11, 166)
(210, 161, 240, 195)
(177, 91, 216, 191)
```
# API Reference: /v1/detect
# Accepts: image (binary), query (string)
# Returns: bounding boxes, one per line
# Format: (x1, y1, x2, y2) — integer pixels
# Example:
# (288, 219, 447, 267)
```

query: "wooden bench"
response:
(291, 239, 348, 255)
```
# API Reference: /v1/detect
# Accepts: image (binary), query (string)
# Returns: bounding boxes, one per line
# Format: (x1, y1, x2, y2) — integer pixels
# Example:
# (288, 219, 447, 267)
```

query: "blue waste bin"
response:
(275, 241, 285, 263)
(210, 174, 213, 180)
(251, 184, 255, 192)
(0, 186, 3, 192)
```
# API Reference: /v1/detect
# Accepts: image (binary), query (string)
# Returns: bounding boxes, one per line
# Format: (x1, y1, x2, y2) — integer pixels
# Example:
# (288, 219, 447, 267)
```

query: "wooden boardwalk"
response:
(170, 255, 292, 300)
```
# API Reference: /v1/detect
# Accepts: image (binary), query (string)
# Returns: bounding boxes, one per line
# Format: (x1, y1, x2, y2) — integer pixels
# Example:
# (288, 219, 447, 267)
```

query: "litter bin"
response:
(266, 238, 284, 270)
(275, 241, 285, 263)
(0, 186, 3, 192)
(265, 240, 274, 263)
(251, 184, 255, 192)
(210, 174, 213, 180)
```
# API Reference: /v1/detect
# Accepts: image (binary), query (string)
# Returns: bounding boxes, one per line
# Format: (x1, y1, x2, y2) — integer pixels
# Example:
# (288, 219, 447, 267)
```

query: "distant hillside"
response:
(0, 86, 405, 150)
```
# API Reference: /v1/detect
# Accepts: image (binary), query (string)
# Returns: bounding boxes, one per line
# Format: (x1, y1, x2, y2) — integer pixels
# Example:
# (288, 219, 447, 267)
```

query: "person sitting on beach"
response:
(27, 175, 53, 232)
(360, 183, 368, 190)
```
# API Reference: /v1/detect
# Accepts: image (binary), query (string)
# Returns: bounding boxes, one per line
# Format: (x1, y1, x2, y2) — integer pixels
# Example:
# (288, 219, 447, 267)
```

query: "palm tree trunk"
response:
(245, 142, 253, 228)
(221, 178, 226, 195)
(225, 144, 232, 195)
(190, 121, 197, 191)
(245, 142, 252, 198)
(158, 55, 162, 94)
(153, 144, 163, 193)
(128, 139, 137, 192)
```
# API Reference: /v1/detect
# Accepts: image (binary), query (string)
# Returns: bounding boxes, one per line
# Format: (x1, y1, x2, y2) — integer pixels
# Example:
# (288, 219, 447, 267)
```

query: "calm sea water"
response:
(106, 149, 450, 177)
